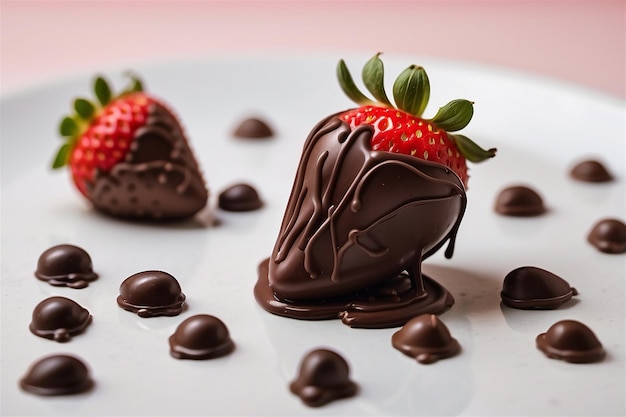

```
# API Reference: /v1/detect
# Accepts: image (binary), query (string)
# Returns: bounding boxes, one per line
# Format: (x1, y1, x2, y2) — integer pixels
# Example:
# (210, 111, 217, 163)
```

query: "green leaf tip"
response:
(429, 99, 474, 132)
(94, 76, 112, 106)
(337, 59, 374, 106)
(451, 134, 497, 163)
(121, 71, 144, 95)
(362, 53, 392, 107)
(74, 98, 95, 120)
(52, 142, 71, 169)
(59, 116, 78, 137)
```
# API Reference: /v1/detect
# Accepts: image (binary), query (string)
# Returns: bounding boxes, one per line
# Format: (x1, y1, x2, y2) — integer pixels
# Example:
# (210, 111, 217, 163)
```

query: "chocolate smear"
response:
(494, 185, 546, 216)
(169, 314, 234, 360)
(570, 159, 613, 182)
(29, 296, 92, 342)
(20, 354, 93, 396)
(391, 314, 460, 364)
(255, 116, 465, 328)
(117, 270, 186, 317)
(536, 320, 605, 363)
(501, 266, 577, 309)
(587, 218, 626, 254)
(88, 102, 208, 220)
(233, 117, 274, 138)
(290, 348, 358, 407)
(218, 183, 263, 212)
(34, 244, 98, 289)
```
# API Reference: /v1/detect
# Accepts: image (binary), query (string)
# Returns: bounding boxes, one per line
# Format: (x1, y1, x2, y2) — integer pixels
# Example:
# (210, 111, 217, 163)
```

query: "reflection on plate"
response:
(1, 55, 624, 416)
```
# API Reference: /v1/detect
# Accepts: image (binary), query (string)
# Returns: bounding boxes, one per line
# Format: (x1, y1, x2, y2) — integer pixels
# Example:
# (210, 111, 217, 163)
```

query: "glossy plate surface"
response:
(1, 54, 624, 416)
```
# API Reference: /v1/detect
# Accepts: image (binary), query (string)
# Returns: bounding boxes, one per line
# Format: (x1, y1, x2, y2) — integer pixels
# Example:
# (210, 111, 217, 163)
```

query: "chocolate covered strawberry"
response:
(255, 54, 497, 328)
(53, 74, 208, 220)
(337, 53, 495, 187)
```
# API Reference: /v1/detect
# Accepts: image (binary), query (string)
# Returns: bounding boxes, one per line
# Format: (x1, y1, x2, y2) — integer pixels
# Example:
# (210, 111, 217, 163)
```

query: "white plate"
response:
(1, 54, 624, 416)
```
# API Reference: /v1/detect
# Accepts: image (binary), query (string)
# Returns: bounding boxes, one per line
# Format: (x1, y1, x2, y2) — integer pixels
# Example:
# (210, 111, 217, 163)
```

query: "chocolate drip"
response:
(89, 102, 208, 220)
(255, 116, 466, 327)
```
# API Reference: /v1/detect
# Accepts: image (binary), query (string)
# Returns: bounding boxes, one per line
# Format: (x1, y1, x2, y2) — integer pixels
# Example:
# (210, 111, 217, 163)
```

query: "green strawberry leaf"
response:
(94, 76, 111, 106)
(121, 72, 144, 95)
(337, 59, 374, 106)
(430, 99, 474, 132)
(393, 65, 430, 117)
(362, 53, 392, 107)
(74, 98, 95, 120)
(52, 142, 71, 169)
(451, 134, 497, 163)
(59, 116, 79, 137)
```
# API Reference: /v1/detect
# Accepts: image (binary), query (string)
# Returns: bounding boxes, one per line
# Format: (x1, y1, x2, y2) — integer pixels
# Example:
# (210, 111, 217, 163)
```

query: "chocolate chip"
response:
(218, 183, 263, 212)
(29, 296, 92, 342)
(117, 270, 186, 318)
(570, 159, 613, 182)
(232, 117, 274, 138)
(34, 244, 98, 289)
(20, 354, 94, 396)
(169, 314, 234, 360)
(494, 185, 546, 216)
(587, 218, 626, 254)
(391, 314, 460, 364)
(536, 320, 605, 363)
(501, 266, 577, 309)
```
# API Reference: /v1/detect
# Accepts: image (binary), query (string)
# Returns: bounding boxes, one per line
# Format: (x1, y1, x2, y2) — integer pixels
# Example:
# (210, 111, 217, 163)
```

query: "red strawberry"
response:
(53, 74, 208, 220)
(337, 53, 496, 187)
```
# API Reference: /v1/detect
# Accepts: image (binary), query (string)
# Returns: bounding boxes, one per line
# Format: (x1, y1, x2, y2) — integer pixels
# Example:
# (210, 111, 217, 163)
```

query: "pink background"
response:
(1, 0, 625, 99)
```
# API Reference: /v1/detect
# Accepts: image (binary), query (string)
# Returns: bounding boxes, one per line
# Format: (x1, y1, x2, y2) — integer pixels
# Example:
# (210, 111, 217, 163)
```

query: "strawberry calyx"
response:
(337, 53, 496, 163)
(52, 73, 144, 170)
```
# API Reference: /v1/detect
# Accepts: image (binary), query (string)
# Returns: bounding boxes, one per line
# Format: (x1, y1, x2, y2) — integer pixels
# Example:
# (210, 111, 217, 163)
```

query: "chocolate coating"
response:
(494, 185, 546, 216)
(501, 266, 577, 309)
(391, 314, 460, 364)
(34, 244, 98, 289)
(29, 296, 92, 342)
(536, 320, 605, 363)
(117, 270, 186, 317)
(233, 117, 274, 138)
(88, 102, 208, 220)
(570, 159, 613, 182)
(255, 116, 465, 328)
(587, 218, 626, 254)
(20, 354, 93, 396)
(290, 348, 358, 407)
(169, 314, 234, 360)
(218, 183, 263, 211)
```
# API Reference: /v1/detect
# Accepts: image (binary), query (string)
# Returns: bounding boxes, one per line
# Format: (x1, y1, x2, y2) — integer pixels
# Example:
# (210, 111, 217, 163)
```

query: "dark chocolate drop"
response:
(117, 270, 186, 317)
(391, 314, 460, 364)
(20, 354, 93, 396)
(536, 320, 605, 363)
(169, 314, 234, 360)
(34, 244, 98, 289)
(587, 218, 626, 254)
(289, 348, 358, 407)
(233, 117, 274, 138)
(29, 296, 92, 342)
(501, 266, 577, 309)
(570, 159, 613, 182)
(218, 183, 263, 212)
(494, 185, 546, 216)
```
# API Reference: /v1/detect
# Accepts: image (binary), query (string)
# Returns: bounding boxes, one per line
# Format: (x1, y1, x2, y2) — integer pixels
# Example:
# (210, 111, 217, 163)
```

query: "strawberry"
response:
(337, 53, 496, 187)
(52, 74, 208, 220)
